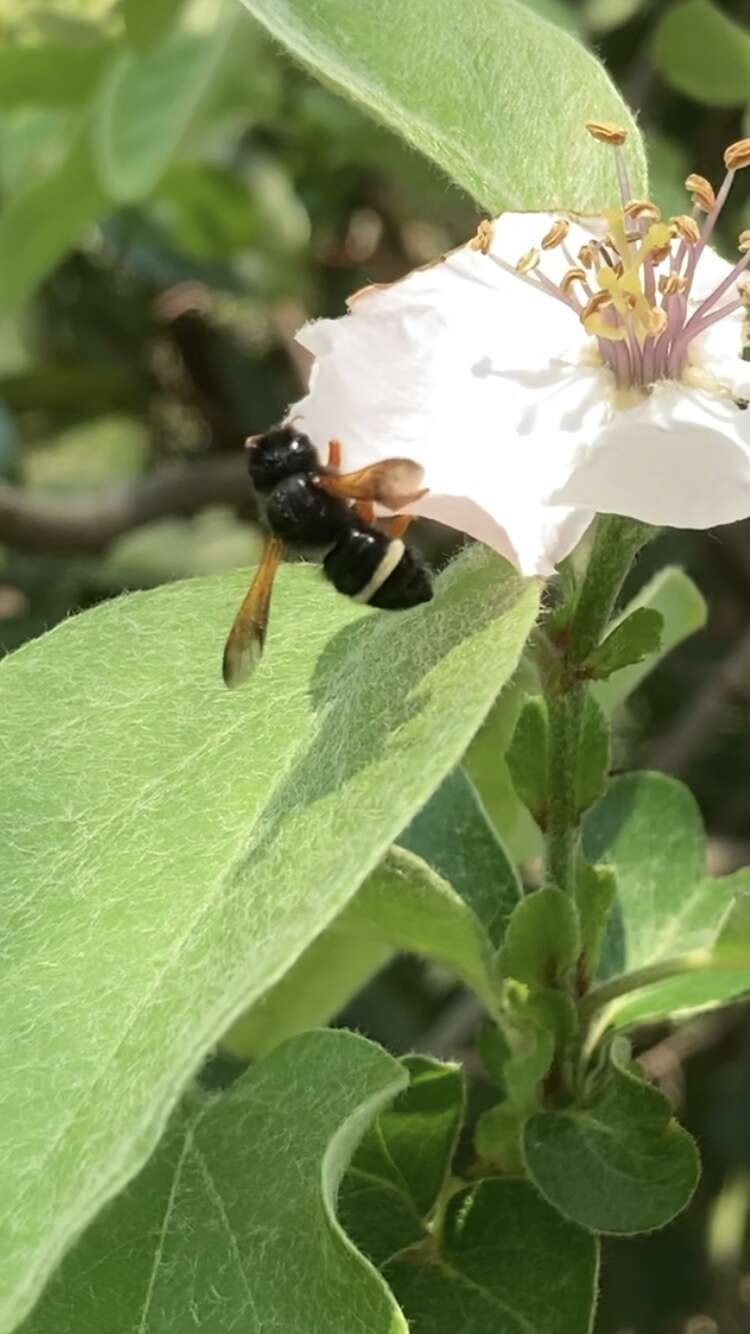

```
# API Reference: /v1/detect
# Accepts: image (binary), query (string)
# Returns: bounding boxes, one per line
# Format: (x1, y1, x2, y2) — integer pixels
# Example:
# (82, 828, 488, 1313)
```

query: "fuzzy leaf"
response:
(583, 772, 750, 1025)
(0, 546, 538, 1333)
(340, 1056, 464, 1267)
(575, 862, 618, 984)
(24, 1031, 409, 1334)
(506, 694, 549, 827)
(384, 1179, 599, 1333)
(224, 845, 499, 1058)
(524, 1041, 700, 1234)
(575, 694, 610, 817)
(650, 0, 750, 108)
(401, 766, 522, 946)
(238, 0, 646, 211)
(585, 607, 664, 681)
(498, 888, 581, 989)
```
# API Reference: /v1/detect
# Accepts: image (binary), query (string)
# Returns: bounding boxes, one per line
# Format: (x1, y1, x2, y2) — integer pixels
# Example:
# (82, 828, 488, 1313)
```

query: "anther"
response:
(650, 243, 671, 265)
(670, 215, 701, 243)
(659, 273, 687, 296)
(648, 307, 668, 339)
(541, 219, 570, 250)
(739, 230, 750, 253)
(561, 267, 587, 295)
(585, 120, 628, 147)
(624, 199, 661, 221)
(578, 244, 596, 269)
(469, 219, 494, 254)
(685, 173, 715, 212)
(724, 139, 750, 171)
(580, 290, 613, 321)
(515, 248, 540, 274)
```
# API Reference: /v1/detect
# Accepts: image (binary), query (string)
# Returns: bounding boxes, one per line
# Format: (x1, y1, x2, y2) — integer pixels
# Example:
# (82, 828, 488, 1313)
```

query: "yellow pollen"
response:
(670, 214, 701, 243)
(739, 230, 750, 253)
(684, 173, 715, 211)
(724, 139, 750, 171)
(469, 219, 494, 254)
(738, 281, 750, 306)
(624, 199, 661, 221)
(585, 120, 628, 147)
(541, 219, 570, 250)
(648, 307, 668, 339)
(659, 273, 687, 296)
(578, 244, 596, 270)
(561, 267, 587, 295)
(515, 247, 540, 274)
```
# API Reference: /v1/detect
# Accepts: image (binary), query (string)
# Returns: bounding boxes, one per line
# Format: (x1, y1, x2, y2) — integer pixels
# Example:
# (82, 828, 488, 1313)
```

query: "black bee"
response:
(223, 425, 433, 686)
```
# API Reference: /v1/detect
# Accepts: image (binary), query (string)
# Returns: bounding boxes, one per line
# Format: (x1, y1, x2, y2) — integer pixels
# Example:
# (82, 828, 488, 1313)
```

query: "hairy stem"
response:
(542, 515, 655, 894)
(579, 949, 711, 1027)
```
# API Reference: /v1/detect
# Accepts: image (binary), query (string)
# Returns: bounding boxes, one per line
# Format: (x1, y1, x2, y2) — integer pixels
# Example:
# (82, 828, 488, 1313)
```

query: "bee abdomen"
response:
(324, 526, 433, 609)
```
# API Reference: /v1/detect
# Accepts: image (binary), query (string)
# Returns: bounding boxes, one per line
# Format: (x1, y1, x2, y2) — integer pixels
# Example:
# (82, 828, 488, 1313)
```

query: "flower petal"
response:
(293, 214, 595, 572)
(546, 382, 750, 528)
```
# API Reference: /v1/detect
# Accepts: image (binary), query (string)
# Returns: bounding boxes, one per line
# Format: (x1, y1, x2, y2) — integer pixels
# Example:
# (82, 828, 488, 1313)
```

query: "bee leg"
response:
(380, 514, 413, 539)
(327, 438, 342, 470)
(354, 500, 375, 524)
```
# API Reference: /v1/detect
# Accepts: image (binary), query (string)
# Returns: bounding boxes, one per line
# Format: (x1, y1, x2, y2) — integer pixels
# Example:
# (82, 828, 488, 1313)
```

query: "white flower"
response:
(290, 125, 750, 575)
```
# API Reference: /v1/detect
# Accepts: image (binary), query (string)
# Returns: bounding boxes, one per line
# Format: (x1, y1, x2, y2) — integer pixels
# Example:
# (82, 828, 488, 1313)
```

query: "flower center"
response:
(481, 122, 750, 391)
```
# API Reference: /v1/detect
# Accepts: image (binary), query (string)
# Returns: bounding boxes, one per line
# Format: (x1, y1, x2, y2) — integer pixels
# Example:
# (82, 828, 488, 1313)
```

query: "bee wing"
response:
(316, 458, 426, 511)
(222, 535, 284, 688)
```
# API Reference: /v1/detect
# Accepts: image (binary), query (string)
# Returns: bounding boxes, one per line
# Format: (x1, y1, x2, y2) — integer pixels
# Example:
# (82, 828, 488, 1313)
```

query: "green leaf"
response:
(506, 694, 549, 827)
(585, 607, 663, 680)
(24, 1030, 410, 1334)
(124, 0, 187, 49)
(650, 0, 750, 107)
(498, 888, 581, 988)
(463, 667, 542, 862)
(585, 0, 646, 31)
(0, 132, 107, 315)
(400, 766, 522, 947)
(0, 545, 538, 1332)
(575, 862, 618, 984)
(583, 772, 750, 1024)
(0, 41, 113, 107)
(592, 567, 707, 715)
(524, 1040, 700, 1234)
(94, 7, 235, 201)
(340, 1056, 464, 1267)
(239, 0, 646, 212)
(224, 845, 499, 1058)
(575, 693, 610, 818)
(385, 1178, 599, 1333)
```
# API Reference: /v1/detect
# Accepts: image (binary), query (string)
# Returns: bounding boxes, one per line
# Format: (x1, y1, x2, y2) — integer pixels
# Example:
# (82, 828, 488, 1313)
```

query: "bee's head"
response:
(245, 426, 319, 493)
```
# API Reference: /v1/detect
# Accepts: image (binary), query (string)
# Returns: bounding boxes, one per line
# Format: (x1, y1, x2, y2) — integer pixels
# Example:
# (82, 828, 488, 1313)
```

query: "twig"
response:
(0, 455, 254, 555)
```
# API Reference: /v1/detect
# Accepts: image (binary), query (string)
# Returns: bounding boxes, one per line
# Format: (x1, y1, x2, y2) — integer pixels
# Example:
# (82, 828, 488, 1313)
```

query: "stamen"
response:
(515, 248, 540, 274)
(541, 219, 570, 250)
(670, 215, 701, 244)
(561, 267, 588, 296)
(624, 199, 661, 222)
(685, 173, 715, 212)
(659, 273, 687, 296)
(724, 139, 750, 171)
(469, 219, 494, 254)
(585, 120, 628, 146)
(480, 122, 750, 390)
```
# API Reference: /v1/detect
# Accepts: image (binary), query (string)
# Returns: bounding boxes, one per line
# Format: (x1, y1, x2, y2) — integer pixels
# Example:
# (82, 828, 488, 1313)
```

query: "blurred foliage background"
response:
(2, 1, 750, 1330)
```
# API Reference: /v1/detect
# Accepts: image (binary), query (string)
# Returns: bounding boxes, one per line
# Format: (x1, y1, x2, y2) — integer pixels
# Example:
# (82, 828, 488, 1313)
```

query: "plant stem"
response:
(542, 515, 655, 894)
(568, 515, 654, 664)
(545, 686, 585, 893)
